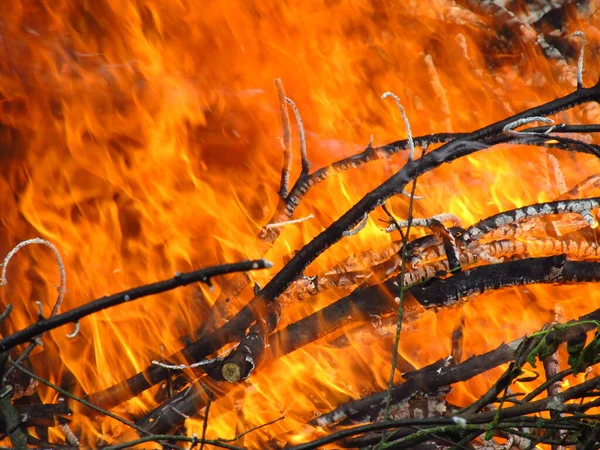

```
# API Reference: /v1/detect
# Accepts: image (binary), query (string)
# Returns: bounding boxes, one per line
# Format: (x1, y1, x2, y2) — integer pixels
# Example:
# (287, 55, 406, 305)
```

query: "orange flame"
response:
(0, 0, 600, 447)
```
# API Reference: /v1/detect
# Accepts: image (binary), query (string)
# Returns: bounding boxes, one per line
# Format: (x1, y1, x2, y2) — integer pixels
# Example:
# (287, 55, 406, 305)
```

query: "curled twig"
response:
(1, 238, 66, 316)
(66, 322, 80, 339)
(382, 92, 415, 162)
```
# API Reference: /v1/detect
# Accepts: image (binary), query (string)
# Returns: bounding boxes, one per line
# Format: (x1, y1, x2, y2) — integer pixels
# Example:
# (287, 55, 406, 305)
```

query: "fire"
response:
(0, 0, 600, 447)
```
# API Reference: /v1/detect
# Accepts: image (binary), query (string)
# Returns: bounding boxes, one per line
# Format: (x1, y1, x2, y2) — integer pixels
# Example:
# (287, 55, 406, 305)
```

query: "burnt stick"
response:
(87, 85, 600, 409)
(218, 304, 282, 383)
(209, 271, 403, 383)
(0, 259, 272, 353)
(409, 255, 600, 307)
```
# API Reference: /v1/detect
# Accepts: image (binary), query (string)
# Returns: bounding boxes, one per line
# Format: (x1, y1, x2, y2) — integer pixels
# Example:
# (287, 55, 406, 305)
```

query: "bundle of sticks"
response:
(4, 33, 600, 450)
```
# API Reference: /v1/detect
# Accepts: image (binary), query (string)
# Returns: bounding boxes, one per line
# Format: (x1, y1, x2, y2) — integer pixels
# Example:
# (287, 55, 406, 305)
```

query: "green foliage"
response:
(525, 321, 600, 375)
(526, 336, 559, 368)
(568, 330, 600, 375)
(567, 332, 588, 370)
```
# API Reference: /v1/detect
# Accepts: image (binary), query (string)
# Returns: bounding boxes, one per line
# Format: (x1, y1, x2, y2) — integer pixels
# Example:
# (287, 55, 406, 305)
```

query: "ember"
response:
(1, 1, 600, 449)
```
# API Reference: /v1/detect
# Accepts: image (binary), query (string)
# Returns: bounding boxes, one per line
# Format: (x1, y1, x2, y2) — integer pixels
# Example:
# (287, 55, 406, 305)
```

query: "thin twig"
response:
(0, 303, 12, 323)
(342, 213, 368, 237)
(503, 117, 554, 136)
(384, 213, 461, 233)
(382, 92, 415, 162)
(218, 416, 284, 443)
(199, 397, 212, 450)
(378, 102, 421, 448)
(275, 79, 293, 199)
(264, 214, 314, 229)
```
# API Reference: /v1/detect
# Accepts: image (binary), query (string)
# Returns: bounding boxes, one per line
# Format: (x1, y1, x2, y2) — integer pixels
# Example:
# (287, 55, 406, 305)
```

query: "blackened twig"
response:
(0, 259, 272, 352)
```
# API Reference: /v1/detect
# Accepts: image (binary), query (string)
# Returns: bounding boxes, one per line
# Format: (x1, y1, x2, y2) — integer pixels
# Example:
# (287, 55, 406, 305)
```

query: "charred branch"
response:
(409, 255, 600, 307)
(0, 259, 272, 353)
(16, 402, 71, 428)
